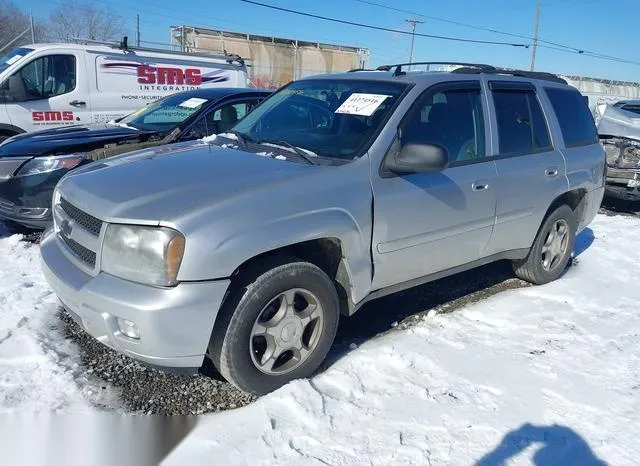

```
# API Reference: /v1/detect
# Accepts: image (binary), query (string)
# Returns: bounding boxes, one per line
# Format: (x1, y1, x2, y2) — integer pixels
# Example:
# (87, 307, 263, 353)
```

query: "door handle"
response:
(545, 168, 559, 177)
(472, 182, 490, 191)
(69, 100, 86, 107)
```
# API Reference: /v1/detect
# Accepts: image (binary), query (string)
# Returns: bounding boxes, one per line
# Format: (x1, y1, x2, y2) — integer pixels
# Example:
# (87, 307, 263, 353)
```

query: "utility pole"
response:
(136, 14, 140, 46)
(406, 19, 424, 70)
(30, 10, 35, 43)
(530, 0, 540, 71)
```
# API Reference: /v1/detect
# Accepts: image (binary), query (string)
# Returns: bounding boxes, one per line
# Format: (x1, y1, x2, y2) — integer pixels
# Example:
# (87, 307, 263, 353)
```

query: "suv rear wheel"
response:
(512, 204, 576, 285)
(208, 257, 340, 395)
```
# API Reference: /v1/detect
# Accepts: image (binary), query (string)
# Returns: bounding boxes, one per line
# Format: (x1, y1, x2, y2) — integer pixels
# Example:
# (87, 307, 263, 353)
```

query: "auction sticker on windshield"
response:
(335, 94, 390, 116)
(179, 98, 208, 109)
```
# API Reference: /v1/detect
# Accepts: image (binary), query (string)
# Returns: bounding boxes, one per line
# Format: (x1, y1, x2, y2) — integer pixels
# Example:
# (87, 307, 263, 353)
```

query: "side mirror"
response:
(385, 142, 449, 174)
(7, 75, 27, 102)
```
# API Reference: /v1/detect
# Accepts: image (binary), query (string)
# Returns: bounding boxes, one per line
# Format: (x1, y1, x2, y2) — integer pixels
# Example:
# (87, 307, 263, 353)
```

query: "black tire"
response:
(208, 257, 340, 395)
(0, 132, 14, 143)
(512, 204, 576, 285)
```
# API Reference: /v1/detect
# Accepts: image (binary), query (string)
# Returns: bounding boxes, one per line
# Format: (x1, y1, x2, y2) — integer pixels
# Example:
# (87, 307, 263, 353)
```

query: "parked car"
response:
(0, 88, 270, 228)
(0, 39, 249, 141)
(40, 63, 605, 395)
(595, 100, 640, 202)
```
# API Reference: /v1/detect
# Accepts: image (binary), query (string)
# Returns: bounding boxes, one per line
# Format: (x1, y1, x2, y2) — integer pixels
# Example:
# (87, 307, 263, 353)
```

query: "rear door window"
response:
(492, 88, 552, 155)
(544, 88, 598, 148)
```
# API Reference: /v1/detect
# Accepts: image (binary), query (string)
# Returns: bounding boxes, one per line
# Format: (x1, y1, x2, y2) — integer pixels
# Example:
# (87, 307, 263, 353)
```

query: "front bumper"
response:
(605, 168, 640, 201)
(0, 196, 51, 228)
(0, 169, 65, 229)
(40, 228, 231, 371)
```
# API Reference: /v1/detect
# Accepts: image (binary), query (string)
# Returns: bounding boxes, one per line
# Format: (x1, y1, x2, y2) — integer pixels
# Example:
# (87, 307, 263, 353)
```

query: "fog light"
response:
(16, 207, 48, 218)
(117, 318, 140, 339)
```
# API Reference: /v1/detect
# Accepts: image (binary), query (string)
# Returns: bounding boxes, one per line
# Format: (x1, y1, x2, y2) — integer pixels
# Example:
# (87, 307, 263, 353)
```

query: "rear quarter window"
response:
(545, 88, 598, 148)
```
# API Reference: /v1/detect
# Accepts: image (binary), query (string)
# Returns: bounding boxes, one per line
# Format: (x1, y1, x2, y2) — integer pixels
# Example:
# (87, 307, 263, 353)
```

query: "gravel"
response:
(58, 311, 257, 415)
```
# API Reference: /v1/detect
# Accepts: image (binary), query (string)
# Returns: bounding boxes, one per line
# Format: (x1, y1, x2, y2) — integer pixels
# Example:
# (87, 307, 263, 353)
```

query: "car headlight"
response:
(16, 153, 87, 176)
(102, 225, 186, 287)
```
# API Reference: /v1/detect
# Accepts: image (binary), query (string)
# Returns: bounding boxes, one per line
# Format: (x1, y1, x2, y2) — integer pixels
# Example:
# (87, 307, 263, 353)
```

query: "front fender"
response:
(177, 208, 373, 304)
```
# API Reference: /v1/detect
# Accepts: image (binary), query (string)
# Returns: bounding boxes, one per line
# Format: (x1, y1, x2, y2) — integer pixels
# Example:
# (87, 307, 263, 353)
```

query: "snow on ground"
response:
(0, 225, 119, 413)
(0, 214, 639, 465)
(165, 214, 640, 466)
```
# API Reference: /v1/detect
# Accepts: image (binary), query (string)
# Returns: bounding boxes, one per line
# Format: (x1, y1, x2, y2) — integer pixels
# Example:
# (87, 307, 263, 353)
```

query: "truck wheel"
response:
(512, 204, 576, 285)
(0, 132, 15, 143)
(209, 257, 340, 395)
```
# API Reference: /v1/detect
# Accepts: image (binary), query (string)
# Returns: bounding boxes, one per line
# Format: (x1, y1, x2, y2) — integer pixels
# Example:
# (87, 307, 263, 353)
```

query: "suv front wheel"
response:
(513, 204, 577, 285)
(208, 257, 340, 395)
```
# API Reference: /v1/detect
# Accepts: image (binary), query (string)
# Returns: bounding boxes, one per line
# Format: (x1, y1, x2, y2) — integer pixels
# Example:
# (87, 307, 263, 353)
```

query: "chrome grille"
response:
(60, 235, 97, 267)
(60, 197, 103, 236)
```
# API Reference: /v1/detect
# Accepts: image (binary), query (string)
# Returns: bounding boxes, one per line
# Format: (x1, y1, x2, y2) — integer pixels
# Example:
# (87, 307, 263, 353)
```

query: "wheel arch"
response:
(0, 123, 25, 140)
(230, 237, 357, 317)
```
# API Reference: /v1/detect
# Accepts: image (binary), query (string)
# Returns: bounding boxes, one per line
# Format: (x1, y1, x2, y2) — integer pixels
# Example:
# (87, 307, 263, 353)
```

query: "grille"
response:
(61, 235, 96, 267)
(60, 197, 103, 236)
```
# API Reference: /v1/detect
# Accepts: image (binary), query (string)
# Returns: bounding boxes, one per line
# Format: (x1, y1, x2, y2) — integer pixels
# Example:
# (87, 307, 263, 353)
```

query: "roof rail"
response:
(347, 67, 379, 72)
(451, 66, 567, 84)
(376, 62, 496, 77)
(69, 36, 247, 66)
(375, 61, 567, 84)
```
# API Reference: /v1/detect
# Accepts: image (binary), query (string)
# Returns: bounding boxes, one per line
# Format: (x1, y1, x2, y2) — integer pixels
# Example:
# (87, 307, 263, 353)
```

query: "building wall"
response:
(186, 30, 368, 89)
(561, 76, 640, 110)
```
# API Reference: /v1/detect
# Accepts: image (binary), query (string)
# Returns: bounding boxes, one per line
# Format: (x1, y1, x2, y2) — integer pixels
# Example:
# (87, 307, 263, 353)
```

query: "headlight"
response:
(102, 225, 186, 287)
(16, 153, 87, 176)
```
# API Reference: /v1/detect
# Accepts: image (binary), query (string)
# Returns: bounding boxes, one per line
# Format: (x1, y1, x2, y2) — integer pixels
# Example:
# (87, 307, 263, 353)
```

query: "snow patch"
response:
(165, 215, 640, 466)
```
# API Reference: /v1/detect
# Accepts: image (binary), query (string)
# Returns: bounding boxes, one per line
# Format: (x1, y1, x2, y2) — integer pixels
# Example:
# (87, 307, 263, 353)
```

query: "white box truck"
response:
(0, 38, 249, 140)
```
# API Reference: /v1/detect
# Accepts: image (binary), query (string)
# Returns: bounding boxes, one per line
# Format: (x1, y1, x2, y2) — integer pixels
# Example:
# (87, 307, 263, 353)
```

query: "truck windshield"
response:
(0, 47, 34, 75)
(118, 94, 209, 132)
(231, 79, 409, 160)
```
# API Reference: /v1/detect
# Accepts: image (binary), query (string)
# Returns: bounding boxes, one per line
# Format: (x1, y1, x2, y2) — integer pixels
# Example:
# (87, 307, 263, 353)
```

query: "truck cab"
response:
(0, 41, 249, 141)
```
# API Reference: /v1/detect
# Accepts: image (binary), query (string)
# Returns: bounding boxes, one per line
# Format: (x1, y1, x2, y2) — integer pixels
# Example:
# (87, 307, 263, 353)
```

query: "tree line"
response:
(1, 0, 126, 54)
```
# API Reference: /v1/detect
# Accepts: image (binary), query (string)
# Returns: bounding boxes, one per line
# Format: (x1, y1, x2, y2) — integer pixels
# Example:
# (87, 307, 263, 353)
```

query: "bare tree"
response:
(0, 1, 47, 53)
(49, 1, 126, 42)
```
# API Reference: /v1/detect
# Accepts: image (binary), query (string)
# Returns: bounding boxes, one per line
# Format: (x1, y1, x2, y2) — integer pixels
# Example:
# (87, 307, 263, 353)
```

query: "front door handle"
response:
(545, 168, 559, 177)
(472, 182, 490, 191)
(69, 100, 86, 107)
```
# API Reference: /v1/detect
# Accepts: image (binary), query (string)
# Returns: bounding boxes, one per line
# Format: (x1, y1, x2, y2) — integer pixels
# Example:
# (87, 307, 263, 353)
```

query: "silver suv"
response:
(40, 63, 605, 395)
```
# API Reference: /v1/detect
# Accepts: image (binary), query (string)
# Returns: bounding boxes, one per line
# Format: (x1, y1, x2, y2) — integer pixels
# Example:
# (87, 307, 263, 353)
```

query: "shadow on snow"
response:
(476, 423, 608, 466)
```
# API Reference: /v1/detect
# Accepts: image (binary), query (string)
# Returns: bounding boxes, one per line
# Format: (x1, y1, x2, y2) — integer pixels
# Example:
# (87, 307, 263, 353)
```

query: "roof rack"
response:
(347, 67, 380, 72)
(376, 62, 496, 76)
(375, 61, 567, 84)
(69, 36, 246, 66)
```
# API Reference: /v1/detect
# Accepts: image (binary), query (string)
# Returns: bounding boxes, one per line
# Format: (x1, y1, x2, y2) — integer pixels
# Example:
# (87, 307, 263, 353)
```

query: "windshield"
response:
(0, 47, 34, 75)
(119, 93, 209, 132)
(232, 79, 409, 159)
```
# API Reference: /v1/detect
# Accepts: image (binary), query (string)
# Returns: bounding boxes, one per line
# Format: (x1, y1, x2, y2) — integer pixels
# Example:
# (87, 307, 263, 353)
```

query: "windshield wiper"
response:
(225, 130, 254, 149)
(259, 139, 318, 165)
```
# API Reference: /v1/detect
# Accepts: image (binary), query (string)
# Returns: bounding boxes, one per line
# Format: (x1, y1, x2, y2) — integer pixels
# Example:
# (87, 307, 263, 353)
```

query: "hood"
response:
(58, 142, 317, 224)
(597, 105, 640, 142)
(0, 124, 161, 158)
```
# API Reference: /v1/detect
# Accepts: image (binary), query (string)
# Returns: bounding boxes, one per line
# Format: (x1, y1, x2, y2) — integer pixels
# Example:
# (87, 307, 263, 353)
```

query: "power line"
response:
(238, 0, 529, 48)
(351, 0, 640, 67)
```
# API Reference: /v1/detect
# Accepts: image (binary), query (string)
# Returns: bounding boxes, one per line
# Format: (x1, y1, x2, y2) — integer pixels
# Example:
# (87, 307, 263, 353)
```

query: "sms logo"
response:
(137, 66, 202, 85)
(32, 111, 75, 122)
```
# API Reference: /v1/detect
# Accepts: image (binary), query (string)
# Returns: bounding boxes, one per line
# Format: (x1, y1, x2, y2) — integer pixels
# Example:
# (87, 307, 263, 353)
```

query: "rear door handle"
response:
(472, 182, 490, 191)
(545, 168, 559, 177)
(69, 100, 86, 107)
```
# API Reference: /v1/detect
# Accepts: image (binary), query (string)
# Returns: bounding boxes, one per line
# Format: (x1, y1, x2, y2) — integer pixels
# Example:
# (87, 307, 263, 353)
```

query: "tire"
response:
(208, 257, 340, 395)
(512, 204, 576, 285)
(0, 132, 14, 143)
